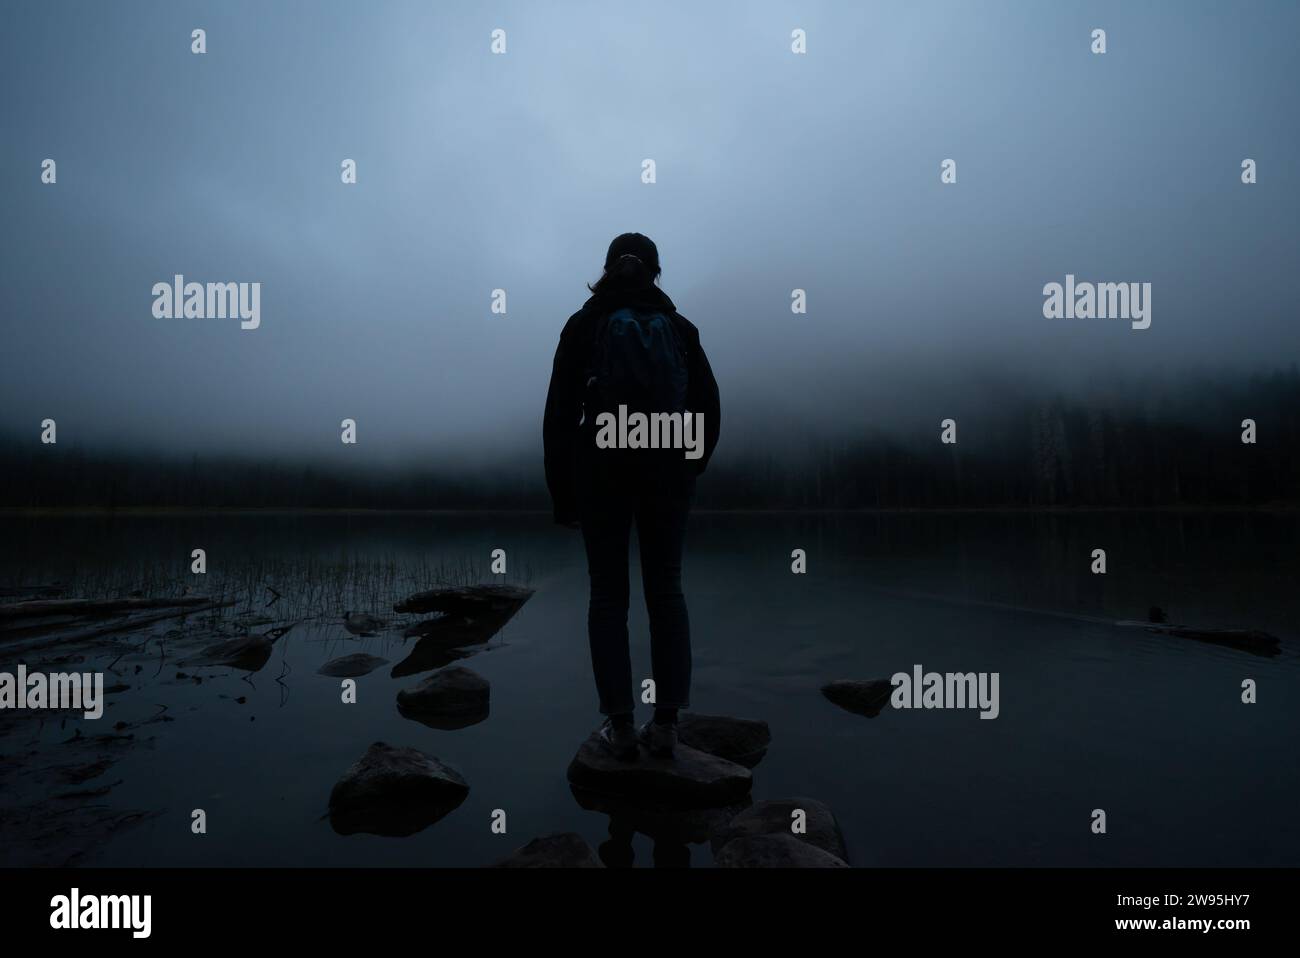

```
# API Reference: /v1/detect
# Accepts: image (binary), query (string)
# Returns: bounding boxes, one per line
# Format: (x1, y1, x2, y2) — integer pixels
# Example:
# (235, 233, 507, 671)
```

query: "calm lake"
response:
(1, 510, 1297, 867)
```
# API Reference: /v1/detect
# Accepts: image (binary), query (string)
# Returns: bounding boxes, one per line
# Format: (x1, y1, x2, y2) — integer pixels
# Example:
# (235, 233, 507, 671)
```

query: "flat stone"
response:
(566, 731, 751, 809)
(491, 832, 603, 868)
(710, 797, 849, 862)
(714, 833, 849, 868)
(317, 653, 389, 677)
(396, 666, 489, 715)
(394, 584, 534, 617)
(328, 742, 469, 837)
(821, 679, 893, 717)
(677, 712, 771, 767)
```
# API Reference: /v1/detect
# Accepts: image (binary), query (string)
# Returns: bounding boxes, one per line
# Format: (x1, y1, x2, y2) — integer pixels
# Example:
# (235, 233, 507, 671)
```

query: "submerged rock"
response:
(492, 832, 603, 868)
(677, 713, 771, 768)
(181, 634, 273, 672)
(821, 679, 893, 717)
(396, 666, 489, 720)
(344, 612, 386, 636)
(715, 833, 849, 868)
(566, 731, 751, 808)
(328, 742, 469, 837)
(318, 653, 389, 677)
(710, 797, 849, 862)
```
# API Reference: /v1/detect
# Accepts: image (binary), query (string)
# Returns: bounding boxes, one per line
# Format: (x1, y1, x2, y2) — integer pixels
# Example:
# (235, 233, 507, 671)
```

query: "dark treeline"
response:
(2, 370, 1297, 510)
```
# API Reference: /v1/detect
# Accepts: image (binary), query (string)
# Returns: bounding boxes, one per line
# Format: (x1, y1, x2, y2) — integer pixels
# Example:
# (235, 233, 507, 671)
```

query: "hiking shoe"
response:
(638, 719, 677, 759)
(597, 718, 638, 762)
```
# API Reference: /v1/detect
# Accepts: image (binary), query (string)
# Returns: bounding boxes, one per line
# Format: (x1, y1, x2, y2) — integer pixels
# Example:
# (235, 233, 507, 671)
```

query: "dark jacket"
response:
(543, 284, 721, 524)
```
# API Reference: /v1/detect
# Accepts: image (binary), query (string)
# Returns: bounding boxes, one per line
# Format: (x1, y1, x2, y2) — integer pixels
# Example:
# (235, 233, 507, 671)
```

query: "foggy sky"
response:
(3, 0, 1298, 466)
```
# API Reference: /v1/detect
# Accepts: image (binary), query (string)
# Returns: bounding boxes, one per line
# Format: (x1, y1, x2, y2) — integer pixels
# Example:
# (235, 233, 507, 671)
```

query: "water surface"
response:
(1, 511, 1296, 867)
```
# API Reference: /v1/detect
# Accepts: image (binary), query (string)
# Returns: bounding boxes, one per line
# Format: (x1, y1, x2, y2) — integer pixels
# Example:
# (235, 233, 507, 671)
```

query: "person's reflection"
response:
(598, 818, 635, 868)
(596, 815, 690, 868)
(652, 835, 690, 868)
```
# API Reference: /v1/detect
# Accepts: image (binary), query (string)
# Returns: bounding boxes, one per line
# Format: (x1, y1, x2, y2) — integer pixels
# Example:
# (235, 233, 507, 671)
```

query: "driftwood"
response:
(1115, 621, 1281, 656)
(0, 616, 87, 643)
(861, 586, 1283, 658)
(0, 585, 65, 599)
(51, 601, 237, 644)
(1, 600, 236, 652)
(0, 595, 218, 625)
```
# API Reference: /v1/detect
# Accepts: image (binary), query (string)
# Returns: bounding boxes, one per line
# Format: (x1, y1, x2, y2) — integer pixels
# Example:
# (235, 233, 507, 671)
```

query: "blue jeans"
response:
(579, 470, 694, 716)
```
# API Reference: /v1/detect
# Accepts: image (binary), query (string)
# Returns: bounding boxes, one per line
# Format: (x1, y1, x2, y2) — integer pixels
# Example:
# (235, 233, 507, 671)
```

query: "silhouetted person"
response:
(544, 233, 720, 760)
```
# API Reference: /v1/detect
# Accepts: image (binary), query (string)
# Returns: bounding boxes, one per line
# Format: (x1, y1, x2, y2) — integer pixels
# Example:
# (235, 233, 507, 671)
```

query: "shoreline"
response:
(0, 505, 1297, 517)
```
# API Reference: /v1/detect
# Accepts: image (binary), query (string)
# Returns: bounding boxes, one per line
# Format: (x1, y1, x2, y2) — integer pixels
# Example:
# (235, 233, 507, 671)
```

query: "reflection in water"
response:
(390, 636, 476, 678)
(392, 606, 528, 678)
(328, 792, 467, 838)
(398, 700, 489, 731)
(180, 624, 296, 673)
(597, 818, 690, 869)
(1, 512, 1297, 867)
(571, 785, 751, 869)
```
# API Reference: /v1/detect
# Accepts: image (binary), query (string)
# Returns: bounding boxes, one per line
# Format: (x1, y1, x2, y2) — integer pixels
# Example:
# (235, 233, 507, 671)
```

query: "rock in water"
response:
(821, 679, 893, 717)
(394, 584, 534, 617)
(566, 731, 751, 808)
(181, 635, 273, 672)
(180, 624, 294, 672)
(344, 612, 386, 636)
(710, 797, 849, 862)
(492, 832, 604, 868)
(715, 833, 849, 868)
(328, 742, 469, 837)
(677, 712, 771, 767)
(396, 666, 489, 719)
(317, 653, 389, 677)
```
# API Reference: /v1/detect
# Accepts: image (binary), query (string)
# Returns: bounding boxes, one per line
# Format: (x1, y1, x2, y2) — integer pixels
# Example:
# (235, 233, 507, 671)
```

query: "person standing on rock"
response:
(544, 232, 721, 760)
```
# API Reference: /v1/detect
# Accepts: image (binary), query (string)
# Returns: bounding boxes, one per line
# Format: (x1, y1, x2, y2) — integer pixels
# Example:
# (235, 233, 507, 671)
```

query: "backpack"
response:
(586, 307, 689, 417)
